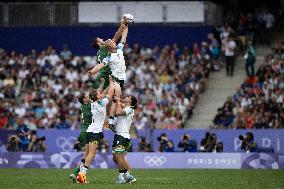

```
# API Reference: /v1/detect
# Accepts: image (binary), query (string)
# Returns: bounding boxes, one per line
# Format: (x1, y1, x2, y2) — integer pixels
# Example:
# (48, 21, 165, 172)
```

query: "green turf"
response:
(0, 169, 284, 189)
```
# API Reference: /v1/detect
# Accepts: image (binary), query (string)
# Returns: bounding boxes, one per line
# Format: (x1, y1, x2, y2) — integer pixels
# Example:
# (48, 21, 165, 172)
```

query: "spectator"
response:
(16, 118, 30, 152)
(157, 133, 175, 152)
(60, 45, 72, 61)
(0, 103, 8, 129)
(245, 41, 256, 77)
(224, 34, 236, 76)
(178, 134, 197, 152)
(56, 118, 71, 129)
(263, 10, 275, 31)
(138, 136, 152, 152)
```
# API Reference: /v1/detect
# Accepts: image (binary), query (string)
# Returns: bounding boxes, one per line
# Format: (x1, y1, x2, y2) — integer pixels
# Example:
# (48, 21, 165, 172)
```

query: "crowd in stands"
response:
(214, 42, 284, 129)
(0, 38, 219, 132)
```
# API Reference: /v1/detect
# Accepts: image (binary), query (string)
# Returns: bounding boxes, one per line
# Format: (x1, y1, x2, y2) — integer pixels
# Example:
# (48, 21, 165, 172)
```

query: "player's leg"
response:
(108, 81, 121, 129)
(76, 132, 89, 174)
(113, 153, 127, 184)
(70, 132, 89, 183)
(112, 152, 118, 166)
(112, 134, 128, 184)
(122, 139, 136, 183)
(122, 153, 131, 171)
(122, 153, 136, 183)
(78, 132, 101, 183)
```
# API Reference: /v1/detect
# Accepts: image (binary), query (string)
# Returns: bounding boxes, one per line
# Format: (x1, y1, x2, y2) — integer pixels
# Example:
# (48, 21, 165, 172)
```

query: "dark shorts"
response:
(78, 131, 88, 147)
(87, 132, 104, 145)
(112, 134, 131, 153)
(111, 76, 124, 90)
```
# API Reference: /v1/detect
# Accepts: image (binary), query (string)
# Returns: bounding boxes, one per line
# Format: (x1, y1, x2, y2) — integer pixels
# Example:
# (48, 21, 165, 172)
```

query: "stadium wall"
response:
(0, 152, 283, 169)
(0, 26, 212, 55)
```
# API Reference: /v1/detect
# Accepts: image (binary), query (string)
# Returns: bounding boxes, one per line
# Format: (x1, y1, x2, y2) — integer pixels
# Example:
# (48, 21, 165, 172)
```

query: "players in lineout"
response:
(79, 76, 115, 183)
(112, 95, 138, 183)
(69, 17, 127, 183)
(74, 13, 136, 184)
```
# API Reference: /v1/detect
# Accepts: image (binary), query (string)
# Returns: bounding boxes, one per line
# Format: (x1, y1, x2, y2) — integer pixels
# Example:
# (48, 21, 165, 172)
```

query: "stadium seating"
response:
(213, 42, 284, 129)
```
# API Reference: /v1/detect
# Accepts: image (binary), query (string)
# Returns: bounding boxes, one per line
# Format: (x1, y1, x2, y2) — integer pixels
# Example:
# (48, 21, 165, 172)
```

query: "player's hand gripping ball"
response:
(123, 13, 134, 23)
(77, 172, 87, 184)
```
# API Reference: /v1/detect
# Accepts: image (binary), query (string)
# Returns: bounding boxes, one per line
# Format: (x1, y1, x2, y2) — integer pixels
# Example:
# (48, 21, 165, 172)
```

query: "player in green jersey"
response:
(69, 79, 105, 183)
(88, 17, 128, 90)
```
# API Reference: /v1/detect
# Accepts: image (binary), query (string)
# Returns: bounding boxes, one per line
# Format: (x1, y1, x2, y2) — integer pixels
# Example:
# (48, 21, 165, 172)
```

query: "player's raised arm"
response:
(112, 17, 127, 44)
(120, 24, 128, 45)
(88, 54, 111, 77)
(87, 63, 105, 77)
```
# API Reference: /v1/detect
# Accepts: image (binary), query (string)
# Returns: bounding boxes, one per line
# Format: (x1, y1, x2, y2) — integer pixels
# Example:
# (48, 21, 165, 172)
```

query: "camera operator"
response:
(239, 132, 257, 153)
(28, 130, 47, 152)
(34, 136, 46, 152)
(28, 130, 37, 152)
(157, 133, 175, 152)
(204, 133, 217, 152)
(7, 135, 20, 152)
(73, 137, 82, 152)
(200, 132, 223, 152)
(138, 136, 152, 152)
(178, 134, 197, 152)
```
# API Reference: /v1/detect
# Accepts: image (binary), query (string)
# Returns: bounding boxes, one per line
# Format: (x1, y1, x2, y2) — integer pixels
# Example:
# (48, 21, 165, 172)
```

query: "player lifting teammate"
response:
(69, 79, 106, 183)
(78, 76, 115, 183)
(112, 95, 138, 184)
(69, 15, 131, 184)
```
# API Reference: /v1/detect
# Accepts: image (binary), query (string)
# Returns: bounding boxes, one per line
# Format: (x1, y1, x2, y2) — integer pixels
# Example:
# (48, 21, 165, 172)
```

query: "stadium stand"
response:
(213, 42, 284, 129)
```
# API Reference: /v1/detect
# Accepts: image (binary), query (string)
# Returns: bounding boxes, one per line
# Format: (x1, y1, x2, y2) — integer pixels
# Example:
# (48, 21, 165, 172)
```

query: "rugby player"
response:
(78, 76, 115, 183)
(69, 79, 105, 183)
(112, 95, 138, 184)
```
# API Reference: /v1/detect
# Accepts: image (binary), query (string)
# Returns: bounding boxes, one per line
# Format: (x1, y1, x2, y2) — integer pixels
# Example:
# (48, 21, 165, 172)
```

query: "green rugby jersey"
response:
(97, 46, 112, 77)
(81, 103, 92, 132)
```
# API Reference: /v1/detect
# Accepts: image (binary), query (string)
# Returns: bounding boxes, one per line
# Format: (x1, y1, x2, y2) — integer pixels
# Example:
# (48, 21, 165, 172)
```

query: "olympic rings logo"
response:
(144, 156, 167, 167)
(56, 136, 76, 152)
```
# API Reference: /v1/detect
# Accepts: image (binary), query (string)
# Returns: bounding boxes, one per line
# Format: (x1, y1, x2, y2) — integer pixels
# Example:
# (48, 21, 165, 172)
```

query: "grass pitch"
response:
(0, 169, 283, 189)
